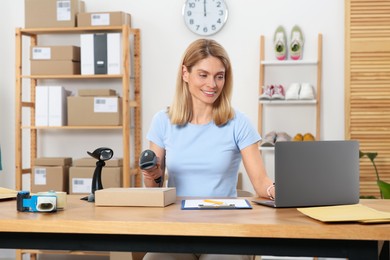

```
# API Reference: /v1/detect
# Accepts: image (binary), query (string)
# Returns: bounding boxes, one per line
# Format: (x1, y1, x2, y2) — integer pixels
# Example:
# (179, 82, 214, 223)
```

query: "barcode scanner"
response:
(139, 149, 161, 184)
(81, 147, 114, 202)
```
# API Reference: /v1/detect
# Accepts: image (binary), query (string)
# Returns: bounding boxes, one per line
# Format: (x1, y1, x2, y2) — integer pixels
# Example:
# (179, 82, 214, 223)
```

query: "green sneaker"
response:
(273, 26, 287, 60)
(290, 25, 304, 60)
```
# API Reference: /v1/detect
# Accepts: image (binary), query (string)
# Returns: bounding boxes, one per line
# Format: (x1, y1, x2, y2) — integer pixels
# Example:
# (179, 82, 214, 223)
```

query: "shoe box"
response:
(31, 157, 72, 193)
(77, 11, 131, 27)
(69, 157, 123, 195)
(35, 86, 69, 127)
(25, 0, 85, 28)
(30, 46, 81, 75)
(67, 89, 122, 126)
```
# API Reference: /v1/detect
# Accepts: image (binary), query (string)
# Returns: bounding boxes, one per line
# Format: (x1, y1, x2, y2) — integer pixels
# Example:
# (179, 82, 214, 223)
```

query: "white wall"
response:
(0, 0, 344, 192)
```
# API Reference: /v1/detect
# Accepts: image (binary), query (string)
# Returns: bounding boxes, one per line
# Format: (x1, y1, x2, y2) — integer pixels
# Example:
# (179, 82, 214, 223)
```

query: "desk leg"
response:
(379, 241, 389, 260)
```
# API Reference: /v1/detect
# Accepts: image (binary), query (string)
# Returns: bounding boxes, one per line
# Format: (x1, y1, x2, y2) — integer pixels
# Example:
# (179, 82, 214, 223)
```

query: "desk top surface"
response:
(0, 196, 389, 241)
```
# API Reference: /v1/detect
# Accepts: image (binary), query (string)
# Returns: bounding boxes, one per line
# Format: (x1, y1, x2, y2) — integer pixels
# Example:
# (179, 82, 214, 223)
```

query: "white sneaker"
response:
(299, 83, 315, 100)
(285, 83, 300, 100)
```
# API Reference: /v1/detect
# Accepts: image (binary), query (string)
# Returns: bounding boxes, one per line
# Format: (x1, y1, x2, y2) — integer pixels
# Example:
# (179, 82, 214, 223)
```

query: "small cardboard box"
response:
(31, 60, 81, 75)
(77, 11, 131, 27)
(73, 157, 123, 167)
(95, 188, 177, 207)
(67, 96, 122, 126)
(31, 166, 69, 193)
(78, 89, 117, 97)
(31, 46, 80, 61)
(35, 157, 72, 166)
(69, 166, 122, 194)
(25, 0, 84, 28)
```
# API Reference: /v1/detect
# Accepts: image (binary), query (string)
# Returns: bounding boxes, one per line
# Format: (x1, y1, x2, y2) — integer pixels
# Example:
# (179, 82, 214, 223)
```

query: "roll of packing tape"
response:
(37, 191, 67, 210)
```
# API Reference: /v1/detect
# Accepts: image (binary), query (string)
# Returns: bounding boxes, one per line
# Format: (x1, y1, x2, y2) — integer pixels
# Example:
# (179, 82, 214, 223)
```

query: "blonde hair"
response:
(168, 39, 234, 126)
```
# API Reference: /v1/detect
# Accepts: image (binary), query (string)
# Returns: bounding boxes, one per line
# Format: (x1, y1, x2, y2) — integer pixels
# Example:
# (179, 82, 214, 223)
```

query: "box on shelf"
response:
(35, 157, 72, 166)
(25, 0, 84, 28)
(35, 86, 69, 126)
(77, 11, 131, 27)
(69, 161, 123, 194)
(31, 46, 80, 61)
(67, 96, 122, 126)
(78, 89, 116, 97)
(95, 188, 177, 207)
(31, 157, 72, 193)
(73, 157, 122, 167)
(80, 33, 122, 75)
(31, 60, 80, 75)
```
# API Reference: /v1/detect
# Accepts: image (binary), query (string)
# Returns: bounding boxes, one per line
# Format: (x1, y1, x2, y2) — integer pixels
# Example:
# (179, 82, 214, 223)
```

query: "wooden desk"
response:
(0, 196, 389, 259)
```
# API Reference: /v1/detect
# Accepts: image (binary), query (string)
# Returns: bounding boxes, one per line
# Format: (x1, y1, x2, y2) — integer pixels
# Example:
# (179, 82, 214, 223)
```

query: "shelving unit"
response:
(15, 26, 142, 259)
(258, 34, 323, 145)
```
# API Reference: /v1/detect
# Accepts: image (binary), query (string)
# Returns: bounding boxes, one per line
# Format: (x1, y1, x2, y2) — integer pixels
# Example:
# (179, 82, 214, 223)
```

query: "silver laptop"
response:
(253, 140, 360, 208)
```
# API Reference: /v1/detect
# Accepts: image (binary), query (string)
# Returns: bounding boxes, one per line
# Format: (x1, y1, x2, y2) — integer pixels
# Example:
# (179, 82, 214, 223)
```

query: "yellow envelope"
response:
(297, 204, 390, 223)
(0, 187, 18, 200)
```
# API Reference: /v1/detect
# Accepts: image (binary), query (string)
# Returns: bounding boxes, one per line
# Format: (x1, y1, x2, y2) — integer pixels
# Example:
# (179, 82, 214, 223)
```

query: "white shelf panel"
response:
(261, 60, 318, 66)
(259, 100, 317, 105)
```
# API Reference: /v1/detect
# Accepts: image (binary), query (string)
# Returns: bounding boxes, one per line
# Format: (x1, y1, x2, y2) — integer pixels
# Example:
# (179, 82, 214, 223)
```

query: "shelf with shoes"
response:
(258, 31, 322, 153)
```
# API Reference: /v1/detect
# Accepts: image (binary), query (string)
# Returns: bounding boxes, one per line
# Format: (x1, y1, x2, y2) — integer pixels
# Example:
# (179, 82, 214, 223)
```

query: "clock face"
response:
(182, 0, 228, 36)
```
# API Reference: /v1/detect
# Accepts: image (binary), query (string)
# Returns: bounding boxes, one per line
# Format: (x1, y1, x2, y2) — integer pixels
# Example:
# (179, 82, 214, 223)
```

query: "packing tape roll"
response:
(37, 191, 67, 209)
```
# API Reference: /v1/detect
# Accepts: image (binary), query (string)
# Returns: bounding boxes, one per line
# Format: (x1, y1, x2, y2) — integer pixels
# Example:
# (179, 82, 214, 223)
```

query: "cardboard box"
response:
(78, 89, 116, 97)
(95, 188, 177, 207)
(69, 166, 122, 194)
(31, 46, 80, 61)
(73, 157, 122, 167)
(67, 96, 122, 126)
(31, 60, 80, 75)
(77, 11, 131, 27)
(25, 0, 84, 28)
(31, 166, 69, 193)
(35, 157, 72, 166)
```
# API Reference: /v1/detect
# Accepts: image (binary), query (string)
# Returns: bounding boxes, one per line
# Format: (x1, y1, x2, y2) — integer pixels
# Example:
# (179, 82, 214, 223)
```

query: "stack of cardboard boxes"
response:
(69, 157, 123, 195)
(31, 46, 81, 75)
(31, 157, 123, 195)
(31, 157, 72, 193)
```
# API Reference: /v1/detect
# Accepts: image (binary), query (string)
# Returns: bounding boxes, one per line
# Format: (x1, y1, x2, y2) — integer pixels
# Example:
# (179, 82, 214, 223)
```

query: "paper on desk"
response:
(298, 204, 390, 223)
(181, 199, 252, 210)
(0, 187, 18, 200)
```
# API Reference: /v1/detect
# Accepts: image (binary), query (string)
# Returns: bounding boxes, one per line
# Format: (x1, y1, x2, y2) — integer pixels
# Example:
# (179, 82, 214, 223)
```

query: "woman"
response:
(142, 39, 275, 260)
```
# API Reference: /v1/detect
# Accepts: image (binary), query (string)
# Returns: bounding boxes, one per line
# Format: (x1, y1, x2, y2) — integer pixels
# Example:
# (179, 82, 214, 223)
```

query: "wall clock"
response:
(182, 0, 229, 36)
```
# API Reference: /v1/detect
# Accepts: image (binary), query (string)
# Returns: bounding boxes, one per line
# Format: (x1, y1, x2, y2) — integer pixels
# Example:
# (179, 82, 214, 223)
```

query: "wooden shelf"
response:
(259, 100, 317, 105)
(20, 25, 138, 35)
(15, 25, 142, 191)
(261, 60, 318, 66)
(258, 34, 323, 141)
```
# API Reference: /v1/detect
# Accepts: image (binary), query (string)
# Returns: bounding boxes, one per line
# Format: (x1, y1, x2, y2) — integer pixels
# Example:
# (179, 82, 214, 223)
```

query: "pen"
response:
(203, 199, 224, 205)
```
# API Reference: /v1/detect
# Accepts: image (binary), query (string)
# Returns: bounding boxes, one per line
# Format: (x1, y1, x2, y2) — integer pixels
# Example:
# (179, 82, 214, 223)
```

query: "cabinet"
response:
(15, 26, 141, 258)
(258, 34, 322, 145)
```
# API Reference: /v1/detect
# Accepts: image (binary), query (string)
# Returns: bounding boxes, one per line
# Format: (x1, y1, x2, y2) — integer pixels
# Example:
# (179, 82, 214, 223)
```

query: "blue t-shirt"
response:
(146, 109, 261, 197)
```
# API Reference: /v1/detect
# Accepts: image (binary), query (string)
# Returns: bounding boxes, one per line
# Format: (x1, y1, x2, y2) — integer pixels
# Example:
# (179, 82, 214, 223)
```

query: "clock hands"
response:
(203, 0, 207, 17)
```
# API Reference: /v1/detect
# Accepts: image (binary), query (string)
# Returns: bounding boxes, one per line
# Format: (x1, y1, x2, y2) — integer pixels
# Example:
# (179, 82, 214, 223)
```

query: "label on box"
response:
(34, 168, 47, 185)
(32, 47, 51, 60)
(91, 13, 110, 26)
(72, 178, 91, 193)
(94, 97, 118, 113)
(57, 0, 71, 21)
